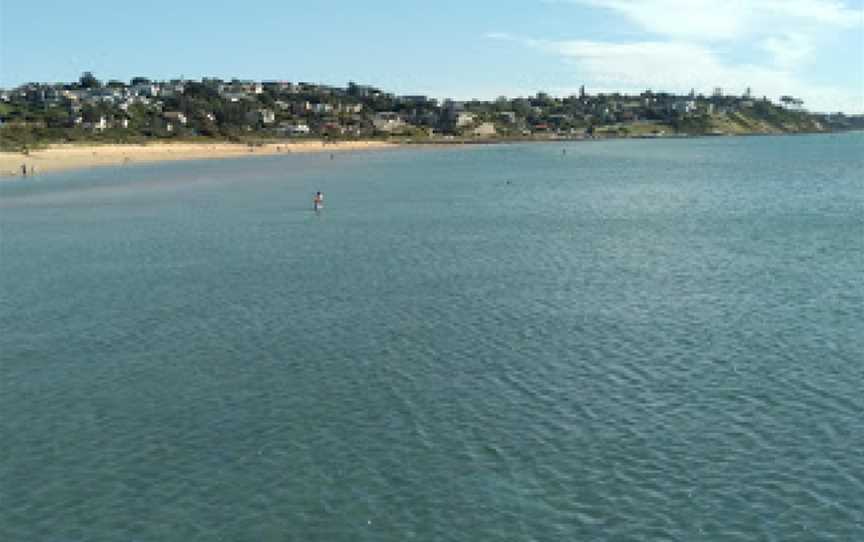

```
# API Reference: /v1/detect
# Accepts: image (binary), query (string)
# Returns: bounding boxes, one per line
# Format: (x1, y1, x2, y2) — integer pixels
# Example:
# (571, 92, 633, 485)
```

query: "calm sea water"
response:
(2, 134, 863, 541)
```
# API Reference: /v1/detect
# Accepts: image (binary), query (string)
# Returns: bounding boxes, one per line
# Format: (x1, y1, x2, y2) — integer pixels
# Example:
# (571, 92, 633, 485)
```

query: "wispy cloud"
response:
(552, 0, 863, 40)
(759, 33, 816, 70)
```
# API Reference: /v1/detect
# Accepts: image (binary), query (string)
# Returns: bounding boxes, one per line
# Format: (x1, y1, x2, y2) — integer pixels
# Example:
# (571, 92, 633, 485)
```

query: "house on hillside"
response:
(159, 81, 186, 98)
(222, 92, 249, 103)
(671, 99, 697, 114)
(472, 122, 496, 137)
(452, 111, 476, 128)
(276, 122, 311, 136)
(372, 112, 407, 133)
(131, 83, 158, 97)
(246, 109, 276, 125)
(338, 103, 364, 114)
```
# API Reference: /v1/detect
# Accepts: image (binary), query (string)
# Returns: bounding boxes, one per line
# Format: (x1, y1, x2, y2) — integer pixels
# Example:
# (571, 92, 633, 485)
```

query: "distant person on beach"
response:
(21, 164, 27, 176)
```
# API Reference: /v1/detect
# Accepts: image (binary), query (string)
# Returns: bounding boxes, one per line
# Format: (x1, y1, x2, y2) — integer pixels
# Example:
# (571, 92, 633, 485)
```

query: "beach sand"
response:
(0, 140, 396, 177)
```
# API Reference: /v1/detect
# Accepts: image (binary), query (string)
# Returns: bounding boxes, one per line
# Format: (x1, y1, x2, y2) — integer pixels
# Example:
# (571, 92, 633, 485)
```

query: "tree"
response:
(779, 96, 804, 109)
(79, 71, 100, 88)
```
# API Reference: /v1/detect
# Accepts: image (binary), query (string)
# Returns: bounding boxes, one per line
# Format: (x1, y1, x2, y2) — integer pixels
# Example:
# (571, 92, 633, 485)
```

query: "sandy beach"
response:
(0, 140, 396, 177)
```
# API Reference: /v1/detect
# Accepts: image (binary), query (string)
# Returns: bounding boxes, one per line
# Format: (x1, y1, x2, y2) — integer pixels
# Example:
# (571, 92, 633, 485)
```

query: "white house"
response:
(472, 122, 497, 136)
(131, 83, 158, 97)
(247, 109, 276, 125)
(671, 99, 697, 114)
(454, 111, 476, 128)
(277, 122, 311, 135)
(222, 92, 248, 103)
(372, 112, 406, 132)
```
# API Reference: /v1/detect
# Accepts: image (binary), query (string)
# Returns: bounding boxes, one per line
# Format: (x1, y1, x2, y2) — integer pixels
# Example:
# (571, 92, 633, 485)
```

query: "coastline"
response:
(2, 129, 854, 178)
(0, 140, 397, 177)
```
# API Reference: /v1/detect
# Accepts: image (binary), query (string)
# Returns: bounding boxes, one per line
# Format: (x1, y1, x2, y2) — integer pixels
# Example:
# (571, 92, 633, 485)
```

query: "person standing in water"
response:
(313, 191, 324, 211)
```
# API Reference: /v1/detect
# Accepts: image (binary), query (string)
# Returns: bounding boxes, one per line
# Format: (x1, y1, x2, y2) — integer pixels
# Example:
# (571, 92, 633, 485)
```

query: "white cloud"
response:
(572, 0, 748, 40)
(759, 33, 815, 69)
(487, 33, 864, 112)
(756, 0, 862, 26)
(555, 0, 863, 40)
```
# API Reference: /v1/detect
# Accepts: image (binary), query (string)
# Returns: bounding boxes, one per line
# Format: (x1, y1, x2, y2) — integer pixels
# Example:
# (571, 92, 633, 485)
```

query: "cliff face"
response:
(702, 112, 825, 135)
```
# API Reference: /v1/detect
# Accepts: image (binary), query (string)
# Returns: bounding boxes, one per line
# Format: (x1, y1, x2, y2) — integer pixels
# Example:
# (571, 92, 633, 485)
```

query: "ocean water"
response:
(1, 134, 863, 541)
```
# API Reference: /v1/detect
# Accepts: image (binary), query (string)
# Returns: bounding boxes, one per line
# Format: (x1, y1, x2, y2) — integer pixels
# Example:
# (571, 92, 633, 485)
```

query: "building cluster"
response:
(0, 74, 855, 140)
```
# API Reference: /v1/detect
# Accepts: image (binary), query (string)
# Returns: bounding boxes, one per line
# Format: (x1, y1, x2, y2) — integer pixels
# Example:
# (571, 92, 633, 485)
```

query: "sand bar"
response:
(0, 140, 396, 177)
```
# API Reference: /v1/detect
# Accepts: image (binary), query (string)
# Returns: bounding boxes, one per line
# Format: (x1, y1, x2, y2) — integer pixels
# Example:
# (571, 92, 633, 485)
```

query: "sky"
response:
(1, 0, 862, 112)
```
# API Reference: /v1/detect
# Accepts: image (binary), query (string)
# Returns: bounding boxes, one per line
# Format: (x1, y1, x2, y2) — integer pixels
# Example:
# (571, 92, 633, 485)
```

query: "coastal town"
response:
(2, 72, 863, 151)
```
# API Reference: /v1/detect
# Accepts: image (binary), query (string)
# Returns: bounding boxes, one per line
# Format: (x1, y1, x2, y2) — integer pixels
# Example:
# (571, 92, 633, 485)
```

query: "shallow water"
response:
(2, 134, 863, 541)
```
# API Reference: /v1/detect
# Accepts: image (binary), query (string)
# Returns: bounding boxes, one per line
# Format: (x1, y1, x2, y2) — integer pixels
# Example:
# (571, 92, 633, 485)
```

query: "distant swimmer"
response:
(313, 191, 324, 211)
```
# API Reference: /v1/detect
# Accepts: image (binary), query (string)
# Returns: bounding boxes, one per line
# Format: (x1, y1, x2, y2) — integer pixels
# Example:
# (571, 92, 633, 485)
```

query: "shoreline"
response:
(2, 130, 854, 178)
(0, 140, 397, 178)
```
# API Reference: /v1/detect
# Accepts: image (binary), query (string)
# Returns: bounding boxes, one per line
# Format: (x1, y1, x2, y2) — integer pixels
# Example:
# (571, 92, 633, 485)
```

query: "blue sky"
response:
(1, 0, 862, 112)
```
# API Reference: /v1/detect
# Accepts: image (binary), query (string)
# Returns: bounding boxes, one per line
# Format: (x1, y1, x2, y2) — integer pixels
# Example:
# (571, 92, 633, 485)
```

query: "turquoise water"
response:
(2, 134, 863, 541)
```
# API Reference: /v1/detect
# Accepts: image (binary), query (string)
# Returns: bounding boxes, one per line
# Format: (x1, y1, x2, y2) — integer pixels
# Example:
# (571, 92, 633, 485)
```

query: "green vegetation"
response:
(2, 75, 862, 151)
